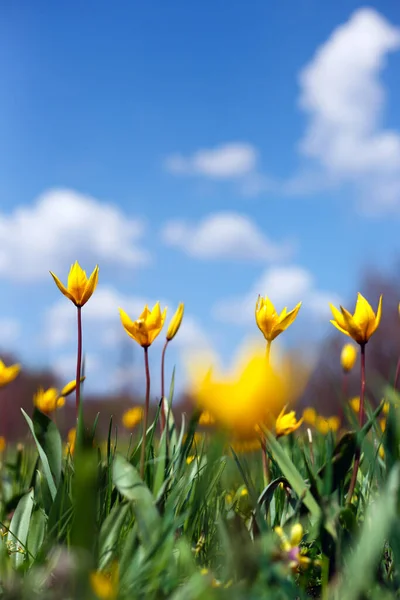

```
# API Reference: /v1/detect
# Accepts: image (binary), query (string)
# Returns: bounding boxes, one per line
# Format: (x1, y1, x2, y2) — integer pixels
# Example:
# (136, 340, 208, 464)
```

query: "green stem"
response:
(347, 343, 366, 505)
(140, 346, 151, 480)
(75, 306, 82, 418)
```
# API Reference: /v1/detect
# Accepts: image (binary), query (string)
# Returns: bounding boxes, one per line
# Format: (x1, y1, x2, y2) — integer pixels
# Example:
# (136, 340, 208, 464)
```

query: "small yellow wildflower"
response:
(275, 524, 311, 571)
(275, 407, 303, 437)
(350, 397, 360, 413)
(122, 406, 143, 429)
(65, 428, 76, 456)
(199, 410, 216, 426)
(255, 296, 301, 342)
(119, 302, 167, 347)
(90, 563, 118, 600)
(0, 360, 20, 388)
(315, 416, 339, 435)
(34, 387, 65, 414)
(302, 407, 317, 426)
(330, 293, 382, 345)
(50, 261, 99, 307)
(0, 437, 6, 453)
(340, 343, 358, 372)
(166, 302, 184, 341)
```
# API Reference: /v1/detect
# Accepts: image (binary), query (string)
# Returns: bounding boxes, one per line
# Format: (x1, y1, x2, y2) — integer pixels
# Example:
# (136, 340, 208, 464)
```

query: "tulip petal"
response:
(50, 271, 76, 304)
(81, 265, 99, 306)
(67, 261, 88, 305)
(330, 319, 351, 337)
(353, 293, 375, 332)
(329, 304, 347, 330)
(367, 294, 383, 339)
(340, 307, 364, 343)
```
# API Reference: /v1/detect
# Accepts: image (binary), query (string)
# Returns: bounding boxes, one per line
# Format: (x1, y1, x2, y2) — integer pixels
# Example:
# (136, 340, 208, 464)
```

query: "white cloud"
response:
(296, 7, 400, 209)
(0, 189, 150, 281)
(212, 265, 340, 324)
(164, 143, 258, 179)
(0, 318, 21, 348)
(161, 212, 294, 261)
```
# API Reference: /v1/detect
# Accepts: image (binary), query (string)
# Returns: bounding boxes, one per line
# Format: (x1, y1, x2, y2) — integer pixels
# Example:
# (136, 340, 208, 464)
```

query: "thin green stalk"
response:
(347, 342, 366, 505)
(140, 346, 151, 480)
(75, 306, 83, 417)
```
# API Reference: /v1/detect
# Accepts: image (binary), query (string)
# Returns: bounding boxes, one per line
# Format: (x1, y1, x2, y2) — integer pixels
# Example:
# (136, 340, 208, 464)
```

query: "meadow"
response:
(0, 261, 398, 600)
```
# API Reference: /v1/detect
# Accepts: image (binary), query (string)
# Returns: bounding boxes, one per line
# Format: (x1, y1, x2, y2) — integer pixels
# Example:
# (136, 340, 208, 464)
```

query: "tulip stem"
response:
(160, 340, 169, 434)
(347, 343, 366, 505)
(140, 346, 151, 480)
(261, 340, 272, 487)
(75, 306, 83, 417)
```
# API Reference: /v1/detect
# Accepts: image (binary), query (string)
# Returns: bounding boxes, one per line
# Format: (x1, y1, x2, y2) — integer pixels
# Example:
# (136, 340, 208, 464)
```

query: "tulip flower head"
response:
(340, 343, 358, 373)
(119, 302, 167, 347)
(122, 406, 143, 429)
(65, 428, 76, 456)
(90, 563, 119, 600)
(166, 302, 184, 341)
(255, 296, 301, 342)
(302, 407, 317, 426)
(330, 293, 382, 345)
(34, 387, 65, 414)
(0, 360, 20, 388)
(50, 261, 99, 307)
(275, 406, 303, 437)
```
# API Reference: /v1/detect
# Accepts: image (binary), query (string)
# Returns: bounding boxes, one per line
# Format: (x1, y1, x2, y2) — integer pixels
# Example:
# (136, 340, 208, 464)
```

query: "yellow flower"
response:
(275, 406, 303, 437)
(60, 378, 85, 397)
(230, 438, 261, 453)
(0, 360, 20, 388)
(275, 524, 311, 571)
(379, 445, 385, 459)
(34, 387, 65, 414)
(349, 397, 360, 413)
(65, 428, 76, 456)
(192, 344, 288, 441)
(327, 416, 340, 432)
(166, 302, 184, 341)
(379, 418, 386, 432)
(0, 437, 6, 453)
(330, 293, 382, 345)
(199, 410, 215, 426)
(240, 487, 248, 497)
(315, 416, 340, 435)
(383, 401, 390, 415)
(90, 563, 118, 600)
(119, 302, 167, 347)
(302, 407, 317, 426)
(255, 296, 301, 342)
(340, 343, 358, 372)
(50, 261, 99, 307)
(186, 455, 195, 465)
(122, 406, 144, 429)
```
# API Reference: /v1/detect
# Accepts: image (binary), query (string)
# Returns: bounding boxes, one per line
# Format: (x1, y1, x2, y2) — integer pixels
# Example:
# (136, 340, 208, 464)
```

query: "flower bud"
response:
(166, 302, 184, 341)
(340, 343, 357, 373)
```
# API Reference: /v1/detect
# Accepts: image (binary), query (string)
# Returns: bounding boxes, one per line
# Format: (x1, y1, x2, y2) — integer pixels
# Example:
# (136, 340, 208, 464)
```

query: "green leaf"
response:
(98, 502, 130, 570)
(112, 453, 161, 548)
(265, 430, 321, 523)
(7, 489, 34, 568)
(21, 410, 59, 501)
(337, 464, 400, 600)
(26, 507, 47, 563)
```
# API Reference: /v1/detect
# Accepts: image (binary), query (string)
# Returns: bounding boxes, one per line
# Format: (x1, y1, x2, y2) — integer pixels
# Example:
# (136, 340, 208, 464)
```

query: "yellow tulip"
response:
(330, 293, 382, 345)
(166, 302, 184, 341)
(315, 415, 340, 434)
(0, 360, 20, 388)
(122, 406, 144, 429)
(60, 377, 85, 397)
(33, 387, 65, 414)
(65, 428, 76, 456)
(340, 343, 358, 373)
(275, 407, 303, 437)
(0, 437, 6, 453)
(199, 410, 216, 426)
(119, 302, 167, 347)
(192, 345, 288, 441)
(255, 296, 301, 342)
(349, 396, 360, 413)
(50, 261, 99, 307)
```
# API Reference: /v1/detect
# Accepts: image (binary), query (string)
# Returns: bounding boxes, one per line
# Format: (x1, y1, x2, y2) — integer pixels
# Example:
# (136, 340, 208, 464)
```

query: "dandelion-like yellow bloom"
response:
(275, 406, 303, 437)
(119, 302, 167, 347)
(166, 302, 184, 341)
(122, 406, 144, 429)
(191, 344, 288, 441)
(34, 387, 65, 414)
(90, 563, 119, 600)
(340, 343, 358, 372)
(302, 407, 317, 426)
(255, 296, 301, 342)
(199, 410, 216, 426)
(330, 293, 382, 345)
(50, 261, 99, 307)
(0, 360, 20, 388)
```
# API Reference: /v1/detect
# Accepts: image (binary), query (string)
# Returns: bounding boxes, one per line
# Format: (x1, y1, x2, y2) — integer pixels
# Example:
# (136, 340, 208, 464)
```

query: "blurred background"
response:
(1, 1, 400, 440)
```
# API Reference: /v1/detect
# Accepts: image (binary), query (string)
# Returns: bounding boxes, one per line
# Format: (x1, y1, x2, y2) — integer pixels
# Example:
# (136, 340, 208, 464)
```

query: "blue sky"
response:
(1, 1, 400, 396)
